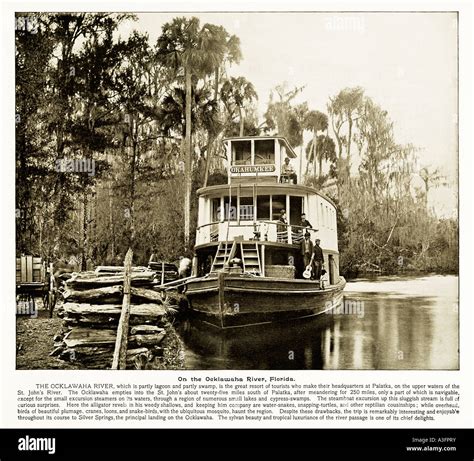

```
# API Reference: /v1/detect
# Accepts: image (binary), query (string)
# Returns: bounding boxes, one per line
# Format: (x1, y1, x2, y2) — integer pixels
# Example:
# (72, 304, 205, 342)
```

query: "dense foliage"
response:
(16, 13, 457, 274)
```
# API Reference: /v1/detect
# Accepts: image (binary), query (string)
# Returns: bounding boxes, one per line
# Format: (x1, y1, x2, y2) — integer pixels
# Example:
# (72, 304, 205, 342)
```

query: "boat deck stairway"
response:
(210, 241, 233, 272)
(210, 240, 262, 275)
(240, 242, 261, 275)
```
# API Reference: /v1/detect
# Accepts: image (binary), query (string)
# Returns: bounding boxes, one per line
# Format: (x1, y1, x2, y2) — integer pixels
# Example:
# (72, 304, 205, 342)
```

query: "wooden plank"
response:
(63, 329, 118, 348)
(133, 332, 166, 346)
(21, 256, 27, 283)
(112, 248, 133, 370)
(95, 265, 149, 274)
(26, 256, 33, 282)
(156, 275, 195, 289)
(62, 303, 166, 317)
(66, 272, 155, 288)
(130, 325, 165, 335)
(130, 286, 163, 303)
(62, 285, 123, 303)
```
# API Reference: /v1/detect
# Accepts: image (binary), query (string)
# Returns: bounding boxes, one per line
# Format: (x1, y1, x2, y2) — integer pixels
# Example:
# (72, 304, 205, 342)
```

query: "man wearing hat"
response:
(281, 157, 297, 184)
(310, 239, 324, 281)
(300, 213, 312, 229)
(300, 231, 314, 274)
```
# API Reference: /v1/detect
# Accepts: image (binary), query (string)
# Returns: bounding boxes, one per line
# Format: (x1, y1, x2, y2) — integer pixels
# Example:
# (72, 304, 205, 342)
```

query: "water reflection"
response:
(177, 275, 458, 370)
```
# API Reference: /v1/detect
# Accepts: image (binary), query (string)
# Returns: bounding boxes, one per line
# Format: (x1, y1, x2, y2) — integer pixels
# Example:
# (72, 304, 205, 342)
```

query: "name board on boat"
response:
(230, 165, 276, 174)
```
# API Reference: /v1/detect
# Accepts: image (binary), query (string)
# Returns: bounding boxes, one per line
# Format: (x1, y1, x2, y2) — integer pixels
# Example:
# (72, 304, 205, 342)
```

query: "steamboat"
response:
(185, 136, 345, 328)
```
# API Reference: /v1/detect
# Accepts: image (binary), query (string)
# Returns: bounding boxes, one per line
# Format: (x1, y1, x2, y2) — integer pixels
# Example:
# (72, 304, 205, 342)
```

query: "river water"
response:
(177, 275, 459, 370)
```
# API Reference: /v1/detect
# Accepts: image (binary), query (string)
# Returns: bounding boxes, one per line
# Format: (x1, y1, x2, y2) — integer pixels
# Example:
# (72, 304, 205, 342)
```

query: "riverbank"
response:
(16, 301, 185, 370)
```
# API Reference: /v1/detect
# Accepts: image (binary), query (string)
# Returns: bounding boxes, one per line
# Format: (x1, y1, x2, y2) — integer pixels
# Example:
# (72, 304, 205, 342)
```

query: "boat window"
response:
(232, 140, 251, 165)
(254, 139, 275, 165)
(256, 195, 270, 220)
(272, 195, 286, 220)
(239, 196, 254, 221)
(212, 198, 221, 222)
(222, 196, 237, 220)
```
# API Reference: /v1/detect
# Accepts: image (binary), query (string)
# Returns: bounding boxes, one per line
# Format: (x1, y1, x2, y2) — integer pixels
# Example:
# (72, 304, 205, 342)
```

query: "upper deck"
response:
(223, 136, 299, 185)
(194, 137, 339, 252)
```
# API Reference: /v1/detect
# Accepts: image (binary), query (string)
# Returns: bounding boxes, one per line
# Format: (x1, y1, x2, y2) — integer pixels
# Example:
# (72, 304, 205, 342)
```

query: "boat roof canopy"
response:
(222, 136, 297, 159)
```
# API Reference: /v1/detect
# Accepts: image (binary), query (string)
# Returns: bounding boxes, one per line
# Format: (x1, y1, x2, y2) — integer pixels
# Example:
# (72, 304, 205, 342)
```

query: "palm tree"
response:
(304, 110, 328, 180)
(419, 166, 446, 209)
(157, 17, 235, 250)
(220, 76, 258, 136)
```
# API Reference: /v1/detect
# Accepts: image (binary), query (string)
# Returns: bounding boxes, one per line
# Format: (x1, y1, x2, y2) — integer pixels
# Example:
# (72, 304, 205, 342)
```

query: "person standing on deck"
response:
(277, 209, 288, 242)
(320, 269, 329, 290)
(300, 231, 314, 273)
(300, 213, 312, 229)
(295, 212, 313, 242)
(310, 239, 324, 281)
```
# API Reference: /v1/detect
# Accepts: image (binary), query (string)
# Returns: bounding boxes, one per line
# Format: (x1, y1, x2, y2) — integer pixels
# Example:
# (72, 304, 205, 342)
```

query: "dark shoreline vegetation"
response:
(16, 13, 458, 275)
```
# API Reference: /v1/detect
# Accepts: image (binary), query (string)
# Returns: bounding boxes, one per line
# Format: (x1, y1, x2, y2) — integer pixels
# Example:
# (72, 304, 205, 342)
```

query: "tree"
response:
(356, 97, 395, 199)
(220, 76, 258, 136)
(327, 86, 364, 181)
(112, 31, 166, 247)
(419, 166, 446, 208)
(263, 83, 305, 144)
(304, 110, 328, 180)
(15, 13, 133, 260)
(156, 17, 238, 250)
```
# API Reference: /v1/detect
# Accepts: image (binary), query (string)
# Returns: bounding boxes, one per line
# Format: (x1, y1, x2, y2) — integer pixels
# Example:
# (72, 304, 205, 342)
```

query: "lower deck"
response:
(194, 239, 340, 283)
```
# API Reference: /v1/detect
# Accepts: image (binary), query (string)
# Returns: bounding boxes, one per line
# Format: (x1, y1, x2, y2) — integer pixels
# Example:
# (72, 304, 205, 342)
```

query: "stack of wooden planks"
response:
(52, 257, 183, 369)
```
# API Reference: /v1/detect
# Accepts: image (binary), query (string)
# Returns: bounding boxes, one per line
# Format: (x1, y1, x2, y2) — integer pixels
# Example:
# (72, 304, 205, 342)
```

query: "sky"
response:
(119, 12, 458, 217)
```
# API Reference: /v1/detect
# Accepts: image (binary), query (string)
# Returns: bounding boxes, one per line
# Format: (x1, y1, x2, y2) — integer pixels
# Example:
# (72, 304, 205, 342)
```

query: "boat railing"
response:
(196, 220, 318, 245)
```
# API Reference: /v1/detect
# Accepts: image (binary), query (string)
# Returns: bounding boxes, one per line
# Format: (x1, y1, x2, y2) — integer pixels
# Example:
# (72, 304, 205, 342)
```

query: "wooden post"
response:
(218, 271, 225, 329)
(111, 248, 133, 370)
(161, 261, 165, 286)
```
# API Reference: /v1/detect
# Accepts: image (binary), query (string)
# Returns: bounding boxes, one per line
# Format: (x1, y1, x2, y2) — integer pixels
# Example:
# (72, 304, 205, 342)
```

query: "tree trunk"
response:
(346, 118, 353, 178)
(331, 119, 343, 159)
(347, 118, 353, 161)
(214, 66, 219, 101)
(299, 146, 303, 184)
(108, 178, 115, 261)
(239, 106, 244, 136)
(313, 131, 318, 181)
(129, 140, 137, 247)
(203, 138, 213, 188)
(184, 68, 193, 251)
(81, 191, 88, 271)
